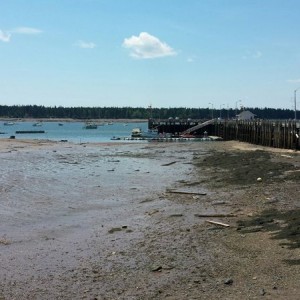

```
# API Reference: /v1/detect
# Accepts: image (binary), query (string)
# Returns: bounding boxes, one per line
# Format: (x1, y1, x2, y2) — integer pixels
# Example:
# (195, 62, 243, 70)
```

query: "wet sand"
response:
(0, 139, 299, 299)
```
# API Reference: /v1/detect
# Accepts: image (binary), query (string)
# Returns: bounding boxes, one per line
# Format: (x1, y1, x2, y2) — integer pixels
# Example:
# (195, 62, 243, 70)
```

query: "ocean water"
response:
(0, 121, 148, 143)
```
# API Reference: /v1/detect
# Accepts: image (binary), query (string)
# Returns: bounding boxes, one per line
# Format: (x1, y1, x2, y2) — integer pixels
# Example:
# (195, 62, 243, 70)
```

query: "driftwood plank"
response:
(161, 161, 177, 166)
(167, 190, 207, 196)
(205, 220, 230, 227)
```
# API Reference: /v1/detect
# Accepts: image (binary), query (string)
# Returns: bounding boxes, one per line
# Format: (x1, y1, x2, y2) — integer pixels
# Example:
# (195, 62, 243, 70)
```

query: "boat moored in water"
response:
(131, 128, 142, 137)
(131, 128, 158, 139)
(83, 123, 98, 129)
(33, 122, 42, 127)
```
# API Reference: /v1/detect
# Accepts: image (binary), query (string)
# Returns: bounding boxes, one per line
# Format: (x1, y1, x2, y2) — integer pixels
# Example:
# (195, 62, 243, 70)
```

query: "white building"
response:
(236, 110, 256, 120)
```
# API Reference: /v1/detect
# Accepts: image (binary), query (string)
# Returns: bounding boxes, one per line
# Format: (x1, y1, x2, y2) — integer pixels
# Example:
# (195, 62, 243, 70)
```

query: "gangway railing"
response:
(181, 119, 216, 134)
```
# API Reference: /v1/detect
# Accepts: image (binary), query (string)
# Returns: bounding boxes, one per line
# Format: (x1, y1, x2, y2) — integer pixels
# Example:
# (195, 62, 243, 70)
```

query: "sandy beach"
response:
(0, 139, 299, 299)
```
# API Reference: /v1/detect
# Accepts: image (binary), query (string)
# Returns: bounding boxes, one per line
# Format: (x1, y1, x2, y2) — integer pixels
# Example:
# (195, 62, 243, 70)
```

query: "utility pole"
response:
(148, 104, 153, 119)
(219, 104, 225, 119)
(235, 100, 242, 119)
(227, 104, 229, 120)
(294, 88, 300, 121)
(209, 102, 214, 119)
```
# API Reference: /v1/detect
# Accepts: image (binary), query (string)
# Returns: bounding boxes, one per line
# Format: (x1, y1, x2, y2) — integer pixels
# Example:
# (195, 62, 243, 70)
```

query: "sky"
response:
(1, 0, 300, 110)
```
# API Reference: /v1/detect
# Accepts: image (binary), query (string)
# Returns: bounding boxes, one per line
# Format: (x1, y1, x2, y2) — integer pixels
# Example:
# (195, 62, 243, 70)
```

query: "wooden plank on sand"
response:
(206, 220, 230, 227)
(167, 190, 207, 196)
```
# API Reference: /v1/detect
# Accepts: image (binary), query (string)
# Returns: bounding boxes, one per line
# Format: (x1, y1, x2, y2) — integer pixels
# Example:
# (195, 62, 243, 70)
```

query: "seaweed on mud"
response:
(194, 150, 296, 186)
(283, 259, 300, 265)
(237, 209, 300, 264)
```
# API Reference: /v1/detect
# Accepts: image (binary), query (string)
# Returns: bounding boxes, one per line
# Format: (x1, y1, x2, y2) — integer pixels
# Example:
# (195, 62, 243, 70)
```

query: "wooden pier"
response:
(148, 118, 300, 150)
(216, 119, 300, 150)
(148, 118, 214, 136)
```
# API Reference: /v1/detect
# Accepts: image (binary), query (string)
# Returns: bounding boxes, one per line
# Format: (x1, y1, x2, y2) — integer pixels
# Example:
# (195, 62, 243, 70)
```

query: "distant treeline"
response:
(0, 105, 296, 120)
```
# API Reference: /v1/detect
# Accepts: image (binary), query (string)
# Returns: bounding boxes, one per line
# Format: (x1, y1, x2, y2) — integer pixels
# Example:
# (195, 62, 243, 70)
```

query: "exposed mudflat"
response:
(0, 139, 299, 299)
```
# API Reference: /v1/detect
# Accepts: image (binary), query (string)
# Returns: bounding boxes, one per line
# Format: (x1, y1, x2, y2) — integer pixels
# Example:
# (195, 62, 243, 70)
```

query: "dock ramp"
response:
(181, 119, 215, 134)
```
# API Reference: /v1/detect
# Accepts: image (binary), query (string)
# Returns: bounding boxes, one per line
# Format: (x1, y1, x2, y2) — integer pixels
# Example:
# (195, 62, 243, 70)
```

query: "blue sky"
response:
(1, 0, 300, 110)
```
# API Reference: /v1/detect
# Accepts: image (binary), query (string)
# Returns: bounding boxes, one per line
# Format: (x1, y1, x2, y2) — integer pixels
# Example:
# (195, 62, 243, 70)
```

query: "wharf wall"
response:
(149, 119, 300, 150)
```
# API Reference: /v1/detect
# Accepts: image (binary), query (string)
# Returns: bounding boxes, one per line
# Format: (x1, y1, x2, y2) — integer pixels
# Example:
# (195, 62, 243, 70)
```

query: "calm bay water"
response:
(0, 121, 148, 143)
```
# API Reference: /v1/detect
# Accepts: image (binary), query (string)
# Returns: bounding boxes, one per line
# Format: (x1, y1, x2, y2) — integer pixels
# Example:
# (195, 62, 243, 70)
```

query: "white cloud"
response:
(75, 40, 96, 49)
(187, 55, 197, 63)
(122, 32, 177, 59)
(11, 27, 42, 35)
(0, 30, 11, 42)
(0, 27, 42, 42)
(242, 50, 263, 60)
(287, 79, 300, 83)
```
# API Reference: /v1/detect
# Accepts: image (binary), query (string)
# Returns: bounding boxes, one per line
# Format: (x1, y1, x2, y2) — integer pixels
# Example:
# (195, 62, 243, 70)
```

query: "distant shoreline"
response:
(0, 118, 148, 123)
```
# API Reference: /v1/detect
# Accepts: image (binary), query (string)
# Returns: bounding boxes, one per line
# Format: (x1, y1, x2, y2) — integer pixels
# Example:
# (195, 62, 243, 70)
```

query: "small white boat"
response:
(3, 122, 15, 126)
(131, 128, 158, 139)
(131, 128, 142, 137)
(33, 122, 42, 127)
